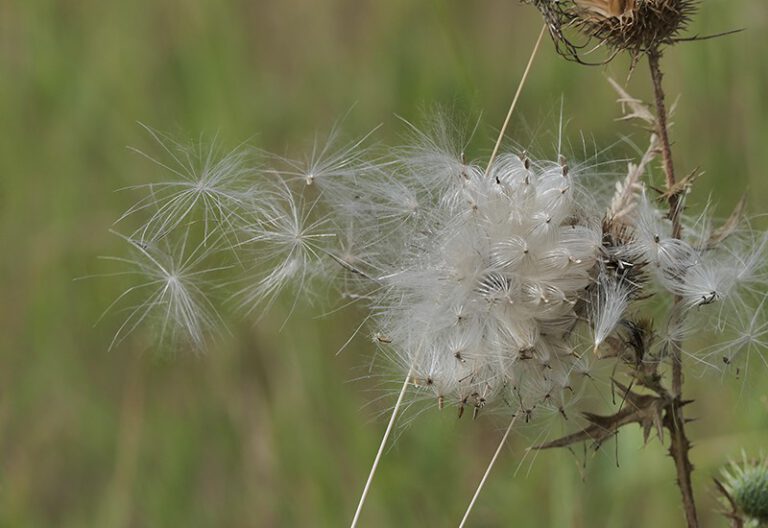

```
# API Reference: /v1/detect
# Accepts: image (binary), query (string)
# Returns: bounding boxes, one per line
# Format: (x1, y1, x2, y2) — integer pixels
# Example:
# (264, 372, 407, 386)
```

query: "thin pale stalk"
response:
(485, 24, 547, 176)
(350, 370, 412, 528)
(458, 414, 519, 528)
(352, 25, 545, 527)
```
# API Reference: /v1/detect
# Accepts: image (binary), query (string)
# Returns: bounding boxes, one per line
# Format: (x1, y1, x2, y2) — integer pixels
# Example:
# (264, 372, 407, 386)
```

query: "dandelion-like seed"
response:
(701, 298, 768, 372)
(590, 272, 633, 353)
(118, 126, 255, 243)
(101, 230, 225, 351)
(278, 122, 379, 197)
(236, 181, 336, 314)
(103, 110, 768, 528)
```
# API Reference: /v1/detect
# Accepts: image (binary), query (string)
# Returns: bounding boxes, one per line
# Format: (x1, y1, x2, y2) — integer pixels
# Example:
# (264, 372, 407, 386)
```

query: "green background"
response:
(1, 0, 767, 526)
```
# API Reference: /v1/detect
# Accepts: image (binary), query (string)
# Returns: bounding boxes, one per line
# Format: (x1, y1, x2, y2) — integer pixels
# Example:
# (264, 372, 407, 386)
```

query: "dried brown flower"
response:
(527, 0, 699, 62)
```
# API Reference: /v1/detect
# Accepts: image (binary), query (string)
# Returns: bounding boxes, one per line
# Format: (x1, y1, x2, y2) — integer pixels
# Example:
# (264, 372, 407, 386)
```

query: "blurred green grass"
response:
(1, 0, 767, 526)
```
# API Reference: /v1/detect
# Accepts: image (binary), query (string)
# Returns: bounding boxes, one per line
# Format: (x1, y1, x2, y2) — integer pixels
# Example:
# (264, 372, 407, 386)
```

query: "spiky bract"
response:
(722, 452, 768, 525)
(528, 0, 699, 62)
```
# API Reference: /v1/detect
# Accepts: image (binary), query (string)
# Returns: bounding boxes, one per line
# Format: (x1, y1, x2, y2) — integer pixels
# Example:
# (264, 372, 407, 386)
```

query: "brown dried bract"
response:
(527, 0, 698, 62)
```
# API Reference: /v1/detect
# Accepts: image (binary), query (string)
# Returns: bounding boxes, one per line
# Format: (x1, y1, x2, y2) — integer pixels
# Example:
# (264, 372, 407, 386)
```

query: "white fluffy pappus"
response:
(590, 271, 633, 353)
(235, 180, 337, 315)
(100, 230, 227, 351)
(118, 126, 257, 244)
(366, 146, 606, 415)
(104, 118, 768, 393)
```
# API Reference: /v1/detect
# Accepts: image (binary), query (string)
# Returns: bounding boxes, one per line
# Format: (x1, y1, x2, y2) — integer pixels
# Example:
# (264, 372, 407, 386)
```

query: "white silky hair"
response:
(697, 297, 768, 372)
(102, 230, 226, 351)
(359, 137, 607, 411)
(118, 126, 257, 244)
(235, 180, 336, 314)
(106, 117, 768, 410)
(591, 272, 632, 351)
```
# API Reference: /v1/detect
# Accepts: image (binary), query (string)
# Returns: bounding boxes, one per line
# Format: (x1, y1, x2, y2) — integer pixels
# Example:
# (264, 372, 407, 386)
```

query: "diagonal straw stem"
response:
(460, 24, 546, 528)
(350, 369, 413, 528)
(350, 23, 547, 528)
(458, 414, 519, 528)
(484, 24, 547, 176)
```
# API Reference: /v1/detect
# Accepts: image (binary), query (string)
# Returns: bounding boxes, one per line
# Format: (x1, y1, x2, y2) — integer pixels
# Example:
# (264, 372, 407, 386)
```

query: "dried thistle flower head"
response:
(528, 0, 699, 62)
(719, 452, 768, 526)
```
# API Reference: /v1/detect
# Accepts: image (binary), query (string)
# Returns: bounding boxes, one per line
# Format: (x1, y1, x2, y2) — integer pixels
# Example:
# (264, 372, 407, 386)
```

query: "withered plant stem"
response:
(350, 368, 413, 528)
(485, 24, 547, 177)
(353, 26, 546, 526)
(459, 413, 519, 528)
(665, 399, 699, 528)
(648, 50, 682, 241)
(647, 49, 699, 528)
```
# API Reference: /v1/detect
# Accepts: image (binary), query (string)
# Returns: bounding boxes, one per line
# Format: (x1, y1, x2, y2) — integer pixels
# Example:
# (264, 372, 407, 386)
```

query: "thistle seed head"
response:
(105, 117, 768, 421)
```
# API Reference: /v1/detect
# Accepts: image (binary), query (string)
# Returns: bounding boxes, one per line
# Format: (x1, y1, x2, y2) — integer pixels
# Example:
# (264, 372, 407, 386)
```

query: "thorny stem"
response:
(648, 50, 684, 396)
(350, 369, 412, 528)
(714, 478, 746, 528)
(665, 401, 699, 528)
(648, 49, 699, 528)
(458, 414, 519, 528)
(648, 50, 681, 236)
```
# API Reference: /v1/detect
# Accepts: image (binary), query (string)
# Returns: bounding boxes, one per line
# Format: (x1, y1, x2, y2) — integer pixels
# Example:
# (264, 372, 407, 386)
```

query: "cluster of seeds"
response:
(105, 117, 768, 421)
(364, 151, 603, 416)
